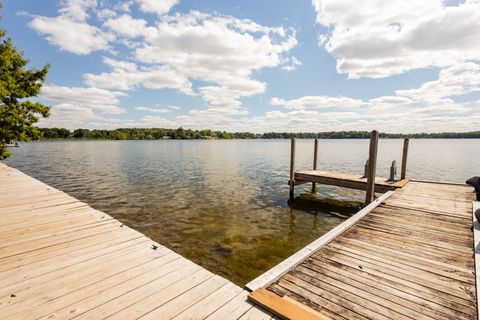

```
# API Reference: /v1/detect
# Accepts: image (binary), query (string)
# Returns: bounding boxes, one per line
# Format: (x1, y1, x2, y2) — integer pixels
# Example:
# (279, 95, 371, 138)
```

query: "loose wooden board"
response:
(248, 288, 330, 320)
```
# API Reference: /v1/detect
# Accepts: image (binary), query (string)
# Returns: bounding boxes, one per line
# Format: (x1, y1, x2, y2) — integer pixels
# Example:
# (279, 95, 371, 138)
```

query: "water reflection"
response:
(4, 139, 479, 285)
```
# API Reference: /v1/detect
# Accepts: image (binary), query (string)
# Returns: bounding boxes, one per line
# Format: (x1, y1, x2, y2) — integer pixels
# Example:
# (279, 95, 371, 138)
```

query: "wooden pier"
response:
(289, 132, 410, 204)
(247, 180, 479, 319)
(0, 164, 273, 319)
(293, 170, 408, 193)
(2, 133, 479, 320)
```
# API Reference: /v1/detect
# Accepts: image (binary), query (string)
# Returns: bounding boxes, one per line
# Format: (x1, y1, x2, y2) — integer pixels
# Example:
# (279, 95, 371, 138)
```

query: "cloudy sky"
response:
(3, 0, 480, 132)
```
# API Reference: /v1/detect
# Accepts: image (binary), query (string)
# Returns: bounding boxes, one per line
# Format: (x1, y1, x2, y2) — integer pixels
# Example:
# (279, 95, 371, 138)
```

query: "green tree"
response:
(0, 5, 50, 159)
(72, 129, 89, 139)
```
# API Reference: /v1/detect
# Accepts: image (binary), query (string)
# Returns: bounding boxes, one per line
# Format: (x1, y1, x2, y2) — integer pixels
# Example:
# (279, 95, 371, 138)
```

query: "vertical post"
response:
(401, 138, 409, 180)
(312, 138, 318, 192)
(289, 138, 296, 199)
(365, 130, 379, 204)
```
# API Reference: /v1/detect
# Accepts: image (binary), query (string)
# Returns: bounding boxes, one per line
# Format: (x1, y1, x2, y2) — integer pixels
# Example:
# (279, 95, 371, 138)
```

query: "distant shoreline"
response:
(38, 127, 480, 140)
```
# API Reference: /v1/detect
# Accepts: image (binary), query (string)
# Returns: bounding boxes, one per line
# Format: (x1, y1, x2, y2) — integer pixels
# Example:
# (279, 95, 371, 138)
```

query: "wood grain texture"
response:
(262, 181, 477, 320)
(0, 163, 272, 319)
(401, 138, 409, 180)
(248, 288, 330, 320)
(294, 170, 408, 193)
(245, 191, 393, 291)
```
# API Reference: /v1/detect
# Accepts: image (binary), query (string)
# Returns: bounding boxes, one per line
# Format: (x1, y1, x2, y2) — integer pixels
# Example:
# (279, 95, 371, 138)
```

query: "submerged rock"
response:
(211, 242, 233, 257)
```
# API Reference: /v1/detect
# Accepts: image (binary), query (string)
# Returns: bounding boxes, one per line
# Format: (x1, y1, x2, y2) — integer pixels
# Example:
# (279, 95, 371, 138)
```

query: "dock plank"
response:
(0, 163, 272, 319)
(249, 180, 478, 319)
(294, 170, 408, 193)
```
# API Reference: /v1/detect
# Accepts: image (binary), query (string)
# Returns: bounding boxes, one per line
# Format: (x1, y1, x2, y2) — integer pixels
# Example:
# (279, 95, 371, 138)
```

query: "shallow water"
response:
(4, 139, 479, 285)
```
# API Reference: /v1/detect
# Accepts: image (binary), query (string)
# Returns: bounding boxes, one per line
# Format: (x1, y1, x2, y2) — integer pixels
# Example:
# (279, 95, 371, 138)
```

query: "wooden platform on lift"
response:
(292, 170, 409, 193)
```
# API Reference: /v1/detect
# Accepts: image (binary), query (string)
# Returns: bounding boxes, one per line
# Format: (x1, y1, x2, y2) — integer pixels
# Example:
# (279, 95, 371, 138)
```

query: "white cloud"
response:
(396, 62, 480, 101)
(29, 0, 480, 132)
(29, 16, 113, 55)
(132, 11, 296, 111)
(28, 3, 298, 126)
(104, 14, 148, 37)
(59, 0, 97, 21)
(96, 8, 117, 20)
(101, 57, 138, 72)
(84, 63, 194, 94)
(96, 8, 116, 20)
(135, 106, 172, 113)
(263, 62, 480, 133)
(271, 95, 365, 110)
(115, 1, 134, 13)
(135, 12, 296, 74)
(312, 0, 480, 78)
(84, 11, 296, 113)
(28, 0, 114, 54)
(40, 103, 102, 129)
(136, 0, 179, 16)
(39, 84, 131, 129)
(369, 96, 412, 106)
(282, 56, 302, 72)
(42, 85, 127, 114)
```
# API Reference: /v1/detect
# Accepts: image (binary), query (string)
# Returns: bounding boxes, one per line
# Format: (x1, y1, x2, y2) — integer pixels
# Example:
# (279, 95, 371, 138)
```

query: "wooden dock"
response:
(289, 133, 411, 205)
(247, 180, 479, 319)
(294, 170, 408, 193)
(0, 164, 274, 319)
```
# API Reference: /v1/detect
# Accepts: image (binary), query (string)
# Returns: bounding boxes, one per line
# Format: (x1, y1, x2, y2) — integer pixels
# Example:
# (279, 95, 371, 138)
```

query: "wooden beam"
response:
(248, 288, 331, 320)
(245, 190, 394, 291)
(294, 172, 405, 193)
(312, 138, 318, 192)
(365, 130, 379, 204)
(289, 138, 296, 199)
(401, 138, 409, 180)
(409, 179, 468, 186)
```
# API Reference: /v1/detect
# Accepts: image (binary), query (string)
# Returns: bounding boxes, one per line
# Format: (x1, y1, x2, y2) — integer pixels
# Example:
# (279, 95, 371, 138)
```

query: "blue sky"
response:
(2, 0, 480, 132)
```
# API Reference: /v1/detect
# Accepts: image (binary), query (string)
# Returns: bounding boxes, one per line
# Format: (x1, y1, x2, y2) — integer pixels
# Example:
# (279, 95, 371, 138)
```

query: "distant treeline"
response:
(38, 128, 480, 140)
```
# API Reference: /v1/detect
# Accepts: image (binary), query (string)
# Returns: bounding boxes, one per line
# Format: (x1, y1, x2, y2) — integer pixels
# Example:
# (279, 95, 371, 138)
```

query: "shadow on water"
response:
(288, 192, 363, 219)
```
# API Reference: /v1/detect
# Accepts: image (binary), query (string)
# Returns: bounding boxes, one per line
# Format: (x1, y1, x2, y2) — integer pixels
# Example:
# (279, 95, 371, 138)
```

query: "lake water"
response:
(4, 139, 479, 285)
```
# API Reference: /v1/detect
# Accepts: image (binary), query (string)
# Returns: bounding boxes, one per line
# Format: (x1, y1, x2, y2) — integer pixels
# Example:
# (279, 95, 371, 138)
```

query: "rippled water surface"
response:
(5, 139, 479, 285)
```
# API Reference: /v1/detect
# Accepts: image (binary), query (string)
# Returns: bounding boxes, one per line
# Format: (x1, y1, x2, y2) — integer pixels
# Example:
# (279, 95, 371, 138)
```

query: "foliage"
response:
(0, 4, 50, 159)
(40, 127, 259, 140)
(37, 127, 480, 141)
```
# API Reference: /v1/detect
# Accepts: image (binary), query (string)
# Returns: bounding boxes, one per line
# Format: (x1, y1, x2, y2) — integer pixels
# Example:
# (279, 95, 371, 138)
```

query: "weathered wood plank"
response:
(472, 201, 480, 320)
(253, 181, 477, 319)
(245, 191, 394, 291)
(248, 288, 331, 320)
(205, 291, 257, 320)
(26, 256, 186, 320)
(0, 163, 272, 319)
(300, 259, 471, 320)
(173, 282, 243, 320)
(294, 170, 408, 193)
(139, 275, 229, 320)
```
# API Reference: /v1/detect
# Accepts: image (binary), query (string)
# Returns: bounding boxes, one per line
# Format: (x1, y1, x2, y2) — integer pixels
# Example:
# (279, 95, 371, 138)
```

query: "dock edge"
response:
(472, 200, 480, 320)
(245, 190, 395, 292)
